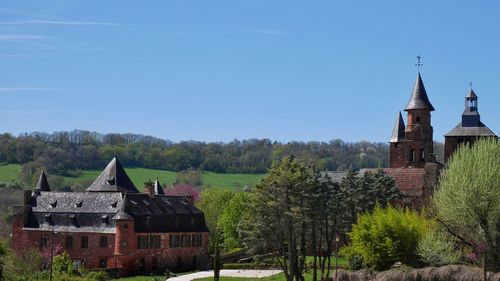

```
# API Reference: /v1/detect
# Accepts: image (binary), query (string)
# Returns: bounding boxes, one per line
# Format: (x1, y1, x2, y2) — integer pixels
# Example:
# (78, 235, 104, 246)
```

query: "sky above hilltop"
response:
(0, 1, 499, 143)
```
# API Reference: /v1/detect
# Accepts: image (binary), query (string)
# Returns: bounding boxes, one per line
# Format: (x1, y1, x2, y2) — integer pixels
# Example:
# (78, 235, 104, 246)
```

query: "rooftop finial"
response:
(469, 81, 473, 89)
(415, 55, 423, 72)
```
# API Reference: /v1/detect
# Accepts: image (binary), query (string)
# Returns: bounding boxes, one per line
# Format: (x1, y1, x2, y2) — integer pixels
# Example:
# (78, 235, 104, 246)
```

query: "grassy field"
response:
(0, 164, 264, 191)
(0, 164, 21, 183)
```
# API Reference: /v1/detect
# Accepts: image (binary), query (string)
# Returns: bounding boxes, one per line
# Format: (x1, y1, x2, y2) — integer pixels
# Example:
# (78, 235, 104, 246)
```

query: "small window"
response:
(101, 215, 109, 224)
(81, 236, 88, 249)
(123, 223, 128, 229)
(100, 236, 108, 248)
(177, 257, 182, 269)
(50, 201, 57, 208)
(41, 235, 48, 248)
(421, 149, 425, 161)
(192, 234, 202, 247)
(121, 240, 128, 248)
(99, 257, 107, 268)
(169, 234, 180, 248)
(69, 215, 77, 225)
(181, 234, 191, 248)
(75, 201, 83, 208)
(111, 201, 118, 208)
(415, 116, 421, 123)
(65, 236, 73, 249)
(192, 256, 198, 266)
(152, 257, 158, 271)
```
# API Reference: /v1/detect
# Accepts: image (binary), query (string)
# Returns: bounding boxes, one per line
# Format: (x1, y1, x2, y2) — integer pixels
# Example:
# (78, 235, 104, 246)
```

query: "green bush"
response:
(53, 252, 75, 275)
(416, 227, 461, 266)
(342, 204, 429, 270)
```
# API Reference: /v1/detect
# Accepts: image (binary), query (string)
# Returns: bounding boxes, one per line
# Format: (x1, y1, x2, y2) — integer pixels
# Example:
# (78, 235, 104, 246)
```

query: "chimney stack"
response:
(144, 180, 154, 197)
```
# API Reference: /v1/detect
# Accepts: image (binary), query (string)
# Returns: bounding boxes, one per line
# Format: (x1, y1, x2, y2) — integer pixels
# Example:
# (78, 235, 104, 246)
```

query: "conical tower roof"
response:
(154, 179, 165, 195)
(35, 171, 51, 192)
(86, 157, 139, 193)
(404, 73, 435, 111)
(389, 112, 406, 143)
(466, 88, 477, 99)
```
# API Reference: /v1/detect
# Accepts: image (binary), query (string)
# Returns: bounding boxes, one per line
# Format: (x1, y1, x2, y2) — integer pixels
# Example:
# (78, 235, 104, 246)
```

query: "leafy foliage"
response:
(218, 192, 252, 250)
(342, 204, 429, 270)
(433, 138, 500, 271)
(416, 226, 460, 266)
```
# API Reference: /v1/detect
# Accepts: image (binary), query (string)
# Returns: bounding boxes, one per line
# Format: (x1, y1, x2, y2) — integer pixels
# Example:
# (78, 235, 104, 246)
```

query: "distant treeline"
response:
(0, 130, 390, 176)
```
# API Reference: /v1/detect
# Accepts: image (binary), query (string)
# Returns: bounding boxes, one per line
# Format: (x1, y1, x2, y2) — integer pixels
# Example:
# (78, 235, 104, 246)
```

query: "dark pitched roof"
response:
(389, 112, 406, 143)
(404, 73, 435, 111)
(154, 179, 165, 195)
(26, 191, 123, 233)
(125, 194, 209, 233)
(444, 121, 497, 137)
(113, 195, 133, 220)
(86, 157, 139, 193)
(35, 171, 51, 192)
(466, 88, 477, 99)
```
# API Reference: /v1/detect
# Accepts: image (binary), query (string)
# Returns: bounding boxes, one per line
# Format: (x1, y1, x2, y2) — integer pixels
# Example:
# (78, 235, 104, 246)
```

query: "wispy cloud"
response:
(0, 20, 122, 26)
(168, 29, 289, 36)
(0, 87, 61, 92)
(0, 34, 46, 40)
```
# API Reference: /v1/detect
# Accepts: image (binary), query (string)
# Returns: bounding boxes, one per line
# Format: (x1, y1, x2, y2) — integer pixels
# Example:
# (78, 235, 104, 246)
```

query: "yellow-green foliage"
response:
(342, 204, 429, 270)
(433, 138, 500, 271)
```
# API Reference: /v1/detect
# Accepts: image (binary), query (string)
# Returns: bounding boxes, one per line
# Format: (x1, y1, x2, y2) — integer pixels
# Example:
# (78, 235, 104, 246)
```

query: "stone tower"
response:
(389, 73, 435, 168)
(444, 88, 497, 161)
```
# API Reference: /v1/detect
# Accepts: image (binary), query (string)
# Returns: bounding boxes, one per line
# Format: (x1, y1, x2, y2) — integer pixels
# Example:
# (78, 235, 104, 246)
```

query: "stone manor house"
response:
(12, 157, 209, 277)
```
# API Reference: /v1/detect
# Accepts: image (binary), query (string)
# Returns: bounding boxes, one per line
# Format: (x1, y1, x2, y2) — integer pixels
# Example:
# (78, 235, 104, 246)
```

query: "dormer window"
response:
(106, 177, 115, 185)
(101, 215, 109, 224)
(75, 201, 83, 208)
(50, 201, 58, 208)
(111, 201, 118, 208)
(69, 215, 77, 225)
(44, 214, 52, 224)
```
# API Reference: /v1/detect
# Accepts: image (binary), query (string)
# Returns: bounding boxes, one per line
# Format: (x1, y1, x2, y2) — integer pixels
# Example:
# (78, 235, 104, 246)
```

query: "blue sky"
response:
(0, 1, 499, 143)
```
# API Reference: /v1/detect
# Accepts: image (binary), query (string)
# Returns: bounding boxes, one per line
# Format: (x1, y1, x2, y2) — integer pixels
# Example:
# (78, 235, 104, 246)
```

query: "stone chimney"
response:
(144, 180, 154, 197)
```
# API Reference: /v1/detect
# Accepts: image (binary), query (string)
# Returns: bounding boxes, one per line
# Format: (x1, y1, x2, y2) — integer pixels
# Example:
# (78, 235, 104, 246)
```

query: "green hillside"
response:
(0, 164, 264, 192)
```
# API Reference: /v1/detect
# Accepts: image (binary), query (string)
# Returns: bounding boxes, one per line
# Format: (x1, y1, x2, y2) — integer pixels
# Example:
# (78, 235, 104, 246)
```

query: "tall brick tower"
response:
(389, 73, 435, 168)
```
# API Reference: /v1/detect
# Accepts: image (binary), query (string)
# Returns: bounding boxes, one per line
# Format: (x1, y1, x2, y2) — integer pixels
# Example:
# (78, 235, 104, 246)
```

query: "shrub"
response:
(416, 227, 461, 266)
(342, 204, 429, 270)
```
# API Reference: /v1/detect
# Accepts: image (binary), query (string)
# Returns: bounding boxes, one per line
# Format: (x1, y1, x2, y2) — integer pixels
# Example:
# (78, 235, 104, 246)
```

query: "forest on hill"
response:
(0, 130, 391, 178)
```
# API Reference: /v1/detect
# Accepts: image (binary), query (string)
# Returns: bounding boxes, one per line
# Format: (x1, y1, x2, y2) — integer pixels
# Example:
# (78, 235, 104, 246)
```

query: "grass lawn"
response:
(0, 164, 264, 191)
(194, 273, 315, 281)
(0, 164, 21, 183)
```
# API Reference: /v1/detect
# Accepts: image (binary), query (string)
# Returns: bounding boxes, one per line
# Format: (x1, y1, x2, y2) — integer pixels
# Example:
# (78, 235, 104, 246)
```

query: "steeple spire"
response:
(404, 73, 435, 111)
(35, 171, 51, 192)
(389, 112, 405, 143)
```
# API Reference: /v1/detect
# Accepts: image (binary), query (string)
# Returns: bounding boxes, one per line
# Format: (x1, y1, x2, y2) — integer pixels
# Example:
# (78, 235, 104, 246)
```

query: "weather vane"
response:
(469, 81, 473, 89)
(415, 55, 423, 72)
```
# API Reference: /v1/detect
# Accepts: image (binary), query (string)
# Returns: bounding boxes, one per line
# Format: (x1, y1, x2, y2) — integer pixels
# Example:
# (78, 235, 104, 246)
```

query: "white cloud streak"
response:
(0, 34, 46, 40)
(0, 20, 122, 26)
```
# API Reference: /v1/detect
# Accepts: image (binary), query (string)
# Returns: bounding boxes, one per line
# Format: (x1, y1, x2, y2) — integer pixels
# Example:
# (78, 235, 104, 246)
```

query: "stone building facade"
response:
(11, 157, 209, 277)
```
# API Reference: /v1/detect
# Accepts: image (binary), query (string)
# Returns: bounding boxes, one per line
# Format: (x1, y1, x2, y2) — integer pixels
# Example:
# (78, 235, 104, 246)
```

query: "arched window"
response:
(421, 149, 425, 161)
(409, 149, 415, 162)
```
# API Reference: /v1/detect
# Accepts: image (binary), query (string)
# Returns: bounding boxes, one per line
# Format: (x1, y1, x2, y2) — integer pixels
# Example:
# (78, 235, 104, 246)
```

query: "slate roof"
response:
(86, 157, 140, 193)
(35, 171, 51, 192)
(389, 112, 406, 143)
(23, 157, 209, 234)
(125, 194, 208, 233)
(444, 121, 497, 137)
(404, 73, 435, 111)
(466, 88, 477, 99)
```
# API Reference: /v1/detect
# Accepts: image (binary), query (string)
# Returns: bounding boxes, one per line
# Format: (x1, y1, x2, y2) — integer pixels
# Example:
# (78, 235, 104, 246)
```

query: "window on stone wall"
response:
(169, 234, 180, 248)
(81, 236, 88, 249)
(100, 236, 108, 248)
(121, 240, 128, 248)
(99, 257, 107, 268)
(65, 236, 73, 249)
(152, 257, 158, 271)
(41, 235, 48, 249)
(181, 234, 191, 247)
(192, 234, 202, 247)
(137, 235, 161, 249)
(192, 256, 197, 266)
(421, 149, 425, 161)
